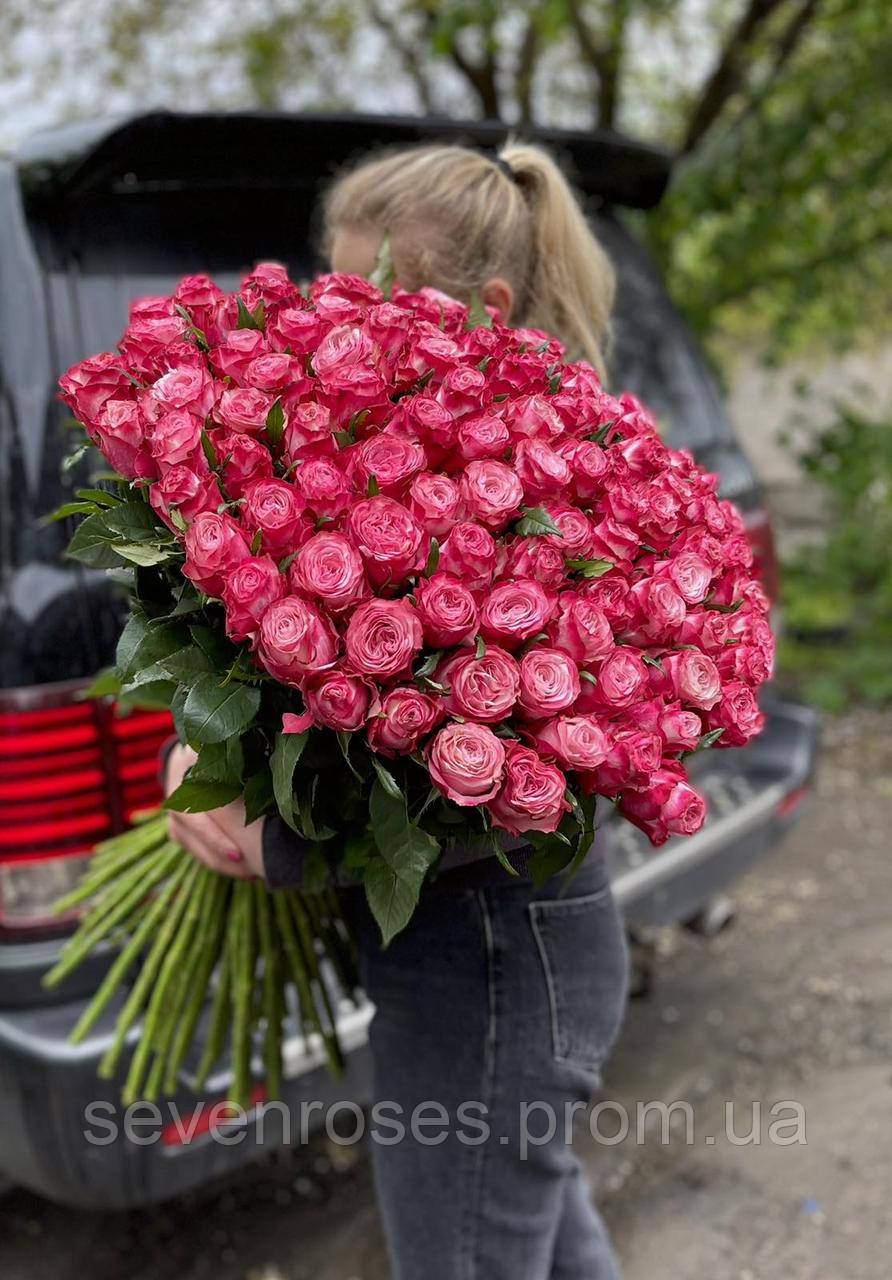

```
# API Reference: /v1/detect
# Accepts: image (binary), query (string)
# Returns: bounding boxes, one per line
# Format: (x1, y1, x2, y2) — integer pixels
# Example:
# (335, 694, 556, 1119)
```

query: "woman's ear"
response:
(481, 276, 514, 324)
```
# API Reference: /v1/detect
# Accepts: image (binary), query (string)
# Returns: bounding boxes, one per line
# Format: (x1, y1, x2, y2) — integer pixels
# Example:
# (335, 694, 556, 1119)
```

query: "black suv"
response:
(0, 111, 818, 1208)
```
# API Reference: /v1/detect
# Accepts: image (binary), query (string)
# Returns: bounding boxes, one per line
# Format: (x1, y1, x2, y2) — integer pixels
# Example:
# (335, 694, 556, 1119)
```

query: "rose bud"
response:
(408, 472, 462, 537)
(302, 669, 375, 732)
(221, 556, 286, 643)
(534, 715, 610, 772)
(283, 402, 335, 461)
(59, 352, 137, 426)
(149, 466, 221, 529)
(294, 457, 355, 519)
(513, 438, 572, 501)
(479, 579, 557, 649)
(444, 646, 521, 724)
(427, 721, 506, 806)
(150, 364, 216, 419)
(215, 387, 275, 436)
(93, 399, 157, 480)
(548, 595, 614, 665)
(662, 651, 722, 710)
(414, 573, 479, 647)
(439, 521, 497, 590)
(457, 413, 511, 462)
(350, 434, 427, 497)
(518, 649, 581, 719)
(213, 431, 274, 499)
(502, 537, 567, 590)
(347, 497, 428, 588)
(487, 743, 569, 836)
(290, 531, 368, 615)
(242, 478, 310, 559)
(459, 460, 524, 531)
(344, 598, 423, 680)
(367, 687, 442, 758)
(241, 260, 300, 308)
(257, 596, 339, 685)
(704, 680, 764, 746)
(183, 511, 251, 597)
(149, 409, 204, 471)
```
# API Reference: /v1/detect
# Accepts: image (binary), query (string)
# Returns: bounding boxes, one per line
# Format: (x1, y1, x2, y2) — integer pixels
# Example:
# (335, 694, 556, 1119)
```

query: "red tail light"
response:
(744, 508, 780, 602)
(0, 680, 172, 933)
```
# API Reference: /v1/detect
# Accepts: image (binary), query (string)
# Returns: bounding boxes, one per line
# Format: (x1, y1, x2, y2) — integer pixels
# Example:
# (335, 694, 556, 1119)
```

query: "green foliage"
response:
(779, 402, 892, 710)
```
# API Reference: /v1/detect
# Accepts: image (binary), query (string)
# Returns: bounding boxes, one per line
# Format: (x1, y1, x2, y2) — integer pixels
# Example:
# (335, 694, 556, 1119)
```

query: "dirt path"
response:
(3, 711, 891, 1280)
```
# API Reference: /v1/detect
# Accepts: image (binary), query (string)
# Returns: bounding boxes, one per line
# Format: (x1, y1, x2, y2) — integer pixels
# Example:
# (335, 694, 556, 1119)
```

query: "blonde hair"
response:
(321, 141, 616, 375)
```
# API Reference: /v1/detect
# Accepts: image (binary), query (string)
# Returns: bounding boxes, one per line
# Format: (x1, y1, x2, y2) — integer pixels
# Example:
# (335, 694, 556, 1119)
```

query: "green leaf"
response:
(641, 653, 664, 672)
(424, 537, 440, 576)
(526, 840, 576, 889)
(114, 542, 176, 566)
(75, 487, 121, 508)
(475, 634, 486, 659)
(270, 729, 309, 832)
(236, 296, 262, 330)
(41, 500, 100, 525)
(103, 501, 171, 543)
(370, 755, 403, 801)
(465, 289, 493, 330)
(695, 727, 725, 753)
(173, 303, 210, 350)
(116, 615, 187, 682)
(66, 513, 123, 569)
(61, 442, 91, 475)
(369, 781, 439, 880)
(265, 399, 285, 448)
(78, 667, 122, 699)
(243, 768, 275, 824)
(579, 670, 598, 685)
(116, 678, 179, 711)
(363, 857, 420, 947)
(158, 645, 216, 683)
(369, 233, 395, 297)
(344, 834, 375, 870)
(200, 428, 219, 470)
(586, 420, 615, 445)
(164, 777, 242, 812)
(250, 528, 263, 555)
(302, 845, 331, 894)
(516, 506, 563, 538)
(367, 473, 380, 497)
(414, 650, 443, 680)
(565, 557, 614, 578)
(337, 730, 364, 781)
(182, 675, 261, 746)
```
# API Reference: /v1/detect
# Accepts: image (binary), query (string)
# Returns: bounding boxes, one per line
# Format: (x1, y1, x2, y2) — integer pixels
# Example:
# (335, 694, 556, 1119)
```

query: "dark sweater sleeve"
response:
(262, 816, 311, 889)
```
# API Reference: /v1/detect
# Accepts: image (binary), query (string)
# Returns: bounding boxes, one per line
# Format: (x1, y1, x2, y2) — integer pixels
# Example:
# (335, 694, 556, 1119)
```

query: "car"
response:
(0, 110, 819, 1208)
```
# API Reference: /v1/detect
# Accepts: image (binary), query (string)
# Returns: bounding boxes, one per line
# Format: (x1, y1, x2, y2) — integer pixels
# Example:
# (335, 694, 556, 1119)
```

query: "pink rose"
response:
(662, 651, 722, 710)
(294, 457, 355, 519)
(589, 729, 663, 792)
(705, 680, 764, 746)
(312, 322, 374, 381)
(149, 409, 204, 470)
(268, 307, 330, 355)
(367, 687, 442, 757)
(659, 704, 704, 752)
(244, 353, 304, 392)
(347, 497, 427, 588)
(119, 315, 188, 378)
(303, 669, 374, 731)
(589, 516, 640, 565)
(215, 387, 275, 435)
(241, 261, 300, 309)
(408, 472, 462, 537)
(351, 434, 427, 496)
(460, 461, 524, 530)
(518, 649, 581, 719)
(94, 399, 156, 480)
(283, 402, 335, 461)
(290, 531, 368, 615)
(535, 715, 610, 771)
(444, 646, 520, 724)
(427, 722, 506, 806)
(548, 595, 614, 664)
(257, 596, 338, 685)
(457, 414, 511, 462)
(513, 438, 572, 501)
(149, 466, 220, 528)
(392, 396, 457, 450)
(222, 555, 286, 642)
(500, 394, 563, 440)
(664, 552, 713, 605)
(589, 648, 650, 710)
(502, 538, 567, 590)
(619, 770, 706, 846)
(488, 743, 569, 835)
(242, 479, 309, 558)
(414, 573, 479, 647)
(183, 512, 251, 597)
(344, 598, 423, 679)
(435, 366, 488, 419)
(628, 577, 686, 639)
(59, 353, 136, 426)
(558, 438, 609, 502)
(210, 330, 268, 383)
(479, 579, 556, 648)
(439, 522, 497, 590)
(150, 365, 215, 419)
(213, 431, 274, 499)
(540, 502, 595, 559)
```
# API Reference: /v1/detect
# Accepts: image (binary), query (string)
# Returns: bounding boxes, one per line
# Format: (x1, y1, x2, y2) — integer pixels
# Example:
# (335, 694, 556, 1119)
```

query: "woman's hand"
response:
(164, 743, 266, 880)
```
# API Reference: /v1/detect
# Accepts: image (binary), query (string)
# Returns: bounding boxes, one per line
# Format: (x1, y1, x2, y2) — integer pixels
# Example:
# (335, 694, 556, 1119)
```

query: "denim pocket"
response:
(529, 887, 629, 1073)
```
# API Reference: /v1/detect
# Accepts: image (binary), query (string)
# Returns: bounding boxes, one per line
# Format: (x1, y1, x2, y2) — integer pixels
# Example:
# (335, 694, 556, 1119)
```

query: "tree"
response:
(1, 0, 888, 351)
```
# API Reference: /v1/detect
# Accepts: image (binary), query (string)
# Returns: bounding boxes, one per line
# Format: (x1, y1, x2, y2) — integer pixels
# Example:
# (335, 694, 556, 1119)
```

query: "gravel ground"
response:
(3, 709, 891, 1280)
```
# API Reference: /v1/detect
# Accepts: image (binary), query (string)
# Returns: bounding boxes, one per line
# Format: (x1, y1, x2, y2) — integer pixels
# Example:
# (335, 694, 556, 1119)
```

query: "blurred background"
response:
(0, 3, 890, 1278)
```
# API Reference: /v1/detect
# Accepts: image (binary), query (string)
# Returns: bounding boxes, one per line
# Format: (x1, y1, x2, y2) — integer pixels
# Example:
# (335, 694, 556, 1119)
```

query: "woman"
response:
(165, 141, 629, 1280)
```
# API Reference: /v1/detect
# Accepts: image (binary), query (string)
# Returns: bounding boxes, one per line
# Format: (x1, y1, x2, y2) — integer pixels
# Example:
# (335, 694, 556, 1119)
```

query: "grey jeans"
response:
(342, 850, 629, 1280)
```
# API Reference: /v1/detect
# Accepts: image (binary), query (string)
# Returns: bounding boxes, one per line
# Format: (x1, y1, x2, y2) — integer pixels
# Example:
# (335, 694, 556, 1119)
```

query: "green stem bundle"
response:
(43, 811, 361, 1109)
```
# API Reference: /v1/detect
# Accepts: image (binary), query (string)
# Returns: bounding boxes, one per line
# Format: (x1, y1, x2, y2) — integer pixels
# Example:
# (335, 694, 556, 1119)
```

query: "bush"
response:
(779, 403, 892, 712)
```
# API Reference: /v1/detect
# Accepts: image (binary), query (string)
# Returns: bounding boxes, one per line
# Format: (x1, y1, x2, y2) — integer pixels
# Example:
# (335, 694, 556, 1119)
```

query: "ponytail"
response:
(500, 142, 616, 376)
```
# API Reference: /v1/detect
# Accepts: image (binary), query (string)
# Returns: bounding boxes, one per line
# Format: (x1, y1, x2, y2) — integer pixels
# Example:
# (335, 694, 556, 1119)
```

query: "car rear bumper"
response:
(0, 693, 819, 1208)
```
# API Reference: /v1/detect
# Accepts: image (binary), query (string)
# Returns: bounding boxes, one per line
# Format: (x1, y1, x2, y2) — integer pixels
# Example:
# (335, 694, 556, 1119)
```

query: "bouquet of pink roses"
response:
(45, 258, 773, 1107)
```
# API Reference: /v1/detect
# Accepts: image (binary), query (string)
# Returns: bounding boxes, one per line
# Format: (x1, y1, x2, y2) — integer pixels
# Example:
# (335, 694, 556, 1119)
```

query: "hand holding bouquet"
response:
(46, 259, 773, 1105)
